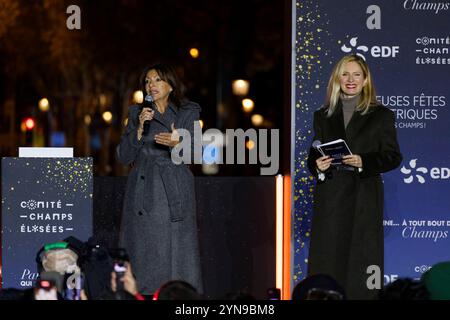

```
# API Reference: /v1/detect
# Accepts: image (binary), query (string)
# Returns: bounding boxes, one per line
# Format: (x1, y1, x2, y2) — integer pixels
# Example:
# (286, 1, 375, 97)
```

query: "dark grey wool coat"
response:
(116, 101, 202, 295)
(307, 100, 402, 300)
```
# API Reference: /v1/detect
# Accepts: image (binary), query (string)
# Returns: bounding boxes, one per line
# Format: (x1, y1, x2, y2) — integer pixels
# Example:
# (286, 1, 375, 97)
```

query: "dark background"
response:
(94, 176, 276, 299)
(0, 0, 291, 299)
(0, 0, 290, 177)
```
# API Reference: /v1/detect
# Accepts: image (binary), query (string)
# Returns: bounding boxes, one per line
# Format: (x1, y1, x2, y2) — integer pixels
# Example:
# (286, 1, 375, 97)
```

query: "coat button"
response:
(140, 175, 145, 180)
(138, 211, 143, 216)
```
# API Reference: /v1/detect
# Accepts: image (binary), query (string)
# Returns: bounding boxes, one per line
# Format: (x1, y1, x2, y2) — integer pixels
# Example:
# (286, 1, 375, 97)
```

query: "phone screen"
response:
(114, 262, 127, 292)
(35, 287, 58, 300)
(114, 262, 127, 273)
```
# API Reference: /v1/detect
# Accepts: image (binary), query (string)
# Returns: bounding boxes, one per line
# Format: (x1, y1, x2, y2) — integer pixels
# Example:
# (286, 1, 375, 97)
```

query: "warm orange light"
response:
(189, 48, 199, 58)
(282, 175, 292, 300)
(133, 90, 144, 104)
(84, 115, 92, 125)
(275, 175, 292, 300)
(24, 118, 35, 131)
(199, 120, 204, 129)
(99, 94, 107, 107)
(102, 111, 113, 124)
(251, 114, 264, 127)
(232, 79, 250, 96)
(242, 99, 254, 113)
(276, 174, 284, 294)
(246, 140, 255, 150)
(38, 98, 49, 112)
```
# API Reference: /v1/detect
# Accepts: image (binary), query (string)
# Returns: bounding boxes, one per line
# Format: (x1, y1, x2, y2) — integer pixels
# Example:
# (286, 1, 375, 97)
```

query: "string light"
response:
(102, 111, 113, 124)
(38, 98, 49, 112)
(189, 48, 200, 58)
(232, 80, 250, 96)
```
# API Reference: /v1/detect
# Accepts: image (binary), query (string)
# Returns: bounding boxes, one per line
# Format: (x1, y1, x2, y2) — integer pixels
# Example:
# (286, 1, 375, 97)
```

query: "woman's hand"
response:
(137, 108, 154, 140)
(138, 108, 154, 128)
(316, 155, 333, 172)
(342, 154, 363, 168)
(155, 123, 180, 147)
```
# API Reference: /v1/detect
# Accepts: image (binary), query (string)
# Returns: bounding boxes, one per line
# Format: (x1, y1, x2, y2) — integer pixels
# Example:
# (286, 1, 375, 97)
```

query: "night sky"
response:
(0, 0, 287, 176)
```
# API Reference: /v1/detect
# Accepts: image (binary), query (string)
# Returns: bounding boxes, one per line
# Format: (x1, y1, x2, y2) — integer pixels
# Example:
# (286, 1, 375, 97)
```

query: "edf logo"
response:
(341, 37, 400, 60)
(401, 159, 450, 184)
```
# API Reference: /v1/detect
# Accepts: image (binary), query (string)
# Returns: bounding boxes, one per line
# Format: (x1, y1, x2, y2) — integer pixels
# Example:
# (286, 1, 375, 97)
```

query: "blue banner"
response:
(1, 158, 93, 289)
(292, 0, 450, 287)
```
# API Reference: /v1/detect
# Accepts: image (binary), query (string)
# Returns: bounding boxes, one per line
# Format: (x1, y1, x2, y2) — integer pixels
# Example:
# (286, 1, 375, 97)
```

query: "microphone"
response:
(141, 94, 155, 135)
(312, 139, 332, 180)
(312, 140, 322, 150)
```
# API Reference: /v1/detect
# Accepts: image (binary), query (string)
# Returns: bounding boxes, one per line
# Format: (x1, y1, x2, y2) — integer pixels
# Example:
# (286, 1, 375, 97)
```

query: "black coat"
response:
(116, 101, 203, 294)
(307, 100, 402, 300)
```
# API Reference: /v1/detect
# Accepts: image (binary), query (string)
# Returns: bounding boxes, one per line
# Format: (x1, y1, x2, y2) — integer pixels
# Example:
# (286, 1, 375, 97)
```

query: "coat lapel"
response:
(329, 100, 347, 141)
(327, 99, 372, 150)
(345, 109, 371, 147)
(152, 103, 178, 132)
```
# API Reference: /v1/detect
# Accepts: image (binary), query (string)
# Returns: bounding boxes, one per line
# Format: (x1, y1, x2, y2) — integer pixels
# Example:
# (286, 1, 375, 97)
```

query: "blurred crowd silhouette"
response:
(1, 235, 449, 300)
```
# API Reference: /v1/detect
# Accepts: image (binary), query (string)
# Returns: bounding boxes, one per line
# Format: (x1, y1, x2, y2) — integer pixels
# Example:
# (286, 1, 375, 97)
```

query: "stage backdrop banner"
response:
(1, 158, 93, 289)
(292, 0, 450, 287)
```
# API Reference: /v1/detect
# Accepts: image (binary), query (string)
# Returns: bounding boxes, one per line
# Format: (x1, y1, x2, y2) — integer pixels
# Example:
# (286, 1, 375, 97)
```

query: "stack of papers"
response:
(316, 139, 352, 165)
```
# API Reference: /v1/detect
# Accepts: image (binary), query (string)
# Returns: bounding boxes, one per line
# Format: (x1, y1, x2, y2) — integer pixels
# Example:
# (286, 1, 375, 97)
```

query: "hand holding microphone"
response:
(139, 108, 154, 127)
(138, 95, 155, 138)
(312, 140, 332, 172)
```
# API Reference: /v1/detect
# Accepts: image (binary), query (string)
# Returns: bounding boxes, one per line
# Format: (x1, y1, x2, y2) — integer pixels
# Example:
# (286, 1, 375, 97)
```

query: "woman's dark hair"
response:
(140, 63, 186, 107)
(154, 280, 201, 300)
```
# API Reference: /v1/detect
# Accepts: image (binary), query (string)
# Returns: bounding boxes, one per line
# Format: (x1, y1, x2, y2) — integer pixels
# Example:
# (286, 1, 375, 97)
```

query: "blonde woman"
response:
(307, 54, 402, 299)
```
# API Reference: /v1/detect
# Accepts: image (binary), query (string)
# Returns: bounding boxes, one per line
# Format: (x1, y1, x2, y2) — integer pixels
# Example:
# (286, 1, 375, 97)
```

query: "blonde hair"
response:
(324, 55, 378, 116)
